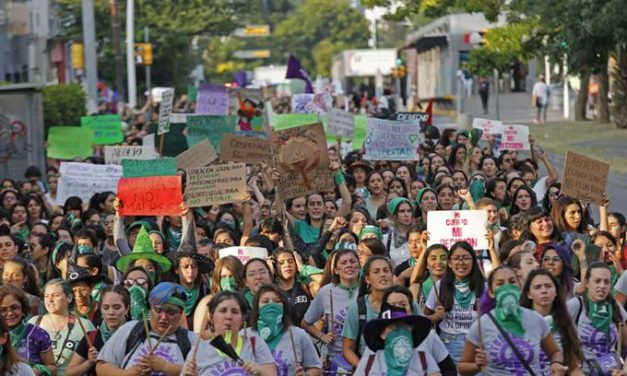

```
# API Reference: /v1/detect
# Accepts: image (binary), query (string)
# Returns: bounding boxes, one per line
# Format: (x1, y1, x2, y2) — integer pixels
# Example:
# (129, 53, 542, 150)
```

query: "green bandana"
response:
(257, 303, 284, 351)
(494, 284, 525, 337)
(585, 295, 613, 333)
(454, 279, 474, 309)
(337, 283, 359, 298)
(243, 288, 254, 307)
(128, 285, 148, 321)
(10, 320, 27, 350)
(91, 281, 105, 303)
(383, 327, 413, 376)
(220, 276, 238, 292)
(421, 276, 434, 302)
(100, 322, 114, 343)
(183, 286, 200, 316)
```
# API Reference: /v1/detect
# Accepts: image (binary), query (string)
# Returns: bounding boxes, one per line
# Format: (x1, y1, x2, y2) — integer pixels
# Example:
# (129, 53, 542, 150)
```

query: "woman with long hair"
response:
(424, 241, 485, 362)
(381, 197, 413, 266)
(567, 262, 627, 373)
(394, 224, 428, 286)
(0, 315, 36, 375)
(250, 284, 321, 375)
(409, 244, 448, 308)
(506, 249, 539, 291)
(509, 185, 537, 217)
(28, 234, 54, 288)
(342, 256, 395, 368)
(66, 286, 130, 376)
(415, 188, 438, 225)
(540, 245, 578, 298)
(273, 249, 312, 326)
(0, 285, 55, 375)
(365, 171, 388, 221)
(182, 291, 276, 376)
(242, 258, 274, 309)
(550, 196, 587, 243)
(28, 279, 94, 375)
(521, 269, 584, 374)
(2, 257, 42, 317)
(302, 249, 360, 373)
(458, 265, 567, 376)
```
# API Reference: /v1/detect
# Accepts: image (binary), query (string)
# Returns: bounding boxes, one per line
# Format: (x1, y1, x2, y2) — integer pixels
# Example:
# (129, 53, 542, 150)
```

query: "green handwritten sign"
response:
(81, 115, 123, 144)
(185, 115, 237, 153)
(353, 115, 367, 150)
(272, 114, 319, 130)
(122, 157, 177, 178)
(47, 127, 94, 160)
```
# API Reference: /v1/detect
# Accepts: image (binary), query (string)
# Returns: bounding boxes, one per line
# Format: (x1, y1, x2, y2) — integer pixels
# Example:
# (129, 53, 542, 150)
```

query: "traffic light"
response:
(391, 66, 407, 78)
(71, 43, 84, 69)
(134, 43, 153, 65)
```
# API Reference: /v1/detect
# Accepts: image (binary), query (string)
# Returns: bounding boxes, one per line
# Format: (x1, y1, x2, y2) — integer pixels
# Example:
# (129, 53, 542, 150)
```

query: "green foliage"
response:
(42, 84, 86, 130)
(272, 0, 369, 76)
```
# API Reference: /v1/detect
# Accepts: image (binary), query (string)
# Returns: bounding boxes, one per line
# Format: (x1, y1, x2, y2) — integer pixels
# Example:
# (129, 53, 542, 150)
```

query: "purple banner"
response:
(195, 84, 229, 115)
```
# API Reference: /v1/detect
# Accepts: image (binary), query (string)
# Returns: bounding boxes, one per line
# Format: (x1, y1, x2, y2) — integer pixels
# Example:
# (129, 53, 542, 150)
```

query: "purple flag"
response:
(285, 54, 314, 94)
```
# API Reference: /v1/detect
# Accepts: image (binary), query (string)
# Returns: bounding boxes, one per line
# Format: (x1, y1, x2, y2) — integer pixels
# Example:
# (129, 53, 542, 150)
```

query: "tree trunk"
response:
(598, 60, 611, 123)
(612, 45, 627, 128)
(575, 68, 590, 121)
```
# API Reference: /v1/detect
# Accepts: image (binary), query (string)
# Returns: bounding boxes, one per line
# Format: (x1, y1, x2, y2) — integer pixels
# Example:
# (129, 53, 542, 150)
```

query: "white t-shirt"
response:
(532, 82, 550, 105)
(425, 280, 478, 335)
(250, 326, 321, 375)
(97, 320, 196, 371)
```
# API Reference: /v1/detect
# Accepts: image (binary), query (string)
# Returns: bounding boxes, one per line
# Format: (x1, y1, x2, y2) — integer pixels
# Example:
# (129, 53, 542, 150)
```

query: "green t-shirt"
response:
(294, 219, 320, 245)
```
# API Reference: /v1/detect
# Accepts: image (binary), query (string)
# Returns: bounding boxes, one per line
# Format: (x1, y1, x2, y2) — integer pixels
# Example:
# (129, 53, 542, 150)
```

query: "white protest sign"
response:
(472, 118, 504, 141)
(499, 124, 530, 150)
(169, 113, 190, 124)
(158, 88, 174, 135)
(427, 210, 489, 249)
(57, 162, 123, 203)
(142, 133, 156, 151)
(218, 246, 268, 265)
(363, 118, 421, 161)
(328, 108, 355, 138)
(104, 146, 157, 165)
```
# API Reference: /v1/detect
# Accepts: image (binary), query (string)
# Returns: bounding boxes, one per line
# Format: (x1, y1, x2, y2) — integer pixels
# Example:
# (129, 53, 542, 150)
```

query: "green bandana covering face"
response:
(494, 284, 525, 337)
(257, 303, 284, 351)
(77, 245, 93, 254)
(469, 179, 485, 202)
(220, 276, 238, 291)
(383, 326, 413, 376)
(454, 279, 474, 309)
(585, 295, 613, 333)
(128, 285, 148, 321)
(183, 287, 199, 316)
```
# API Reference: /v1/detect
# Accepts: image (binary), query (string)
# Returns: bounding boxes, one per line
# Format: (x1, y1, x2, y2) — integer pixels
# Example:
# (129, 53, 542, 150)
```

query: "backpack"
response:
(122, 321, 192, 368)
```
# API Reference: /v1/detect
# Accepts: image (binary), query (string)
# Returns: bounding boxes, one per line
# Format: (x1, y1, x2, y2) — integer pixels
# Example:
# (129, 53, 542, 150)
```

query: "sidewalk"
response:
(462, 92, 564, 123)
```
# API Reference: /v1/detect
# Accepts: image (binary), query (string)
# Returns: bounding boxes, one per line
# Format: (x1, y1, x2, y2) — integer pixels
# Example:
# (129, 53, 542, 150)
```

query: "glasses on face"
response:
(124, 278, 148, 287)
(542, 256, 562, 264)
(0, 304, 21, 315)
(152, 305, 182, 316)
(549, 191, 560, 198)
(246, 269, 269, 279)
(450, 257, 473, 264)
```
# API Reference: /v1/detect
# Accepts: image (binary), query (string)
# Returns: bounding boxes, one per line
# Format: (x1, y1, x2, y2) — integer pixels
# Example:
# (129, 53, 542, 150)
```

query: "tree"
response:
(272, 0, 369, 76)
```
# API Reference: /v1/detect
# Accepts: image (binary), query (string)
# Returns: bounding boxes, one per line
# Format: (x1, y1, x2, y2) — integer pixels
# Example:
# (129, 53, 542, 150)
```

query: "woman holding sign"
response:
(424, 241, 485, 362)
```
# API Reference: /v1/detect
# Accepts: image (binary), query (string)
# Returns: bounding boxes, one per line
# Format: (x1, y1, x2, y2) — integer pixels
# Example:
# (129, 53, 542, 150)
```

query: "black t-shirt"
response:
(283, 283, 311, 325)
(75, 329, 105, 376)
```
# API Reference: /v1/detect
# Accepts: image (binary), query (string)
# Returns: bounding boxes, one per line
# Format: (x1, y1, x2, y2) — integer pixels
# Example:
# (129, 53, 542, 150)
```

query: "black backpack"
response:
(121, 321, 192, 368)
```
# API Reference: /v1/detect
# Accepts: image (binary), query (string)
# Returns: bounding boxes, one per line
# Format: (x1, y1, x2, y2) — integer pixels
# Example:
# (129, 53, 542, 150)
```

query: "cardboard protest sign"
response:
(185, 163, 247, 207)
(271, 123, 333, 200)
(158, 88, 174, 135)
(363, 118, 421, 161)
(122, 157, 177, 178)
(472, 118, 504, 141)
(220, 134, 271, 163)
(175, 139, 217, 170)
(104, 146, 157, 165)
(328, 108, 355, 138)
(196, 84, 229, 115)
(80, 115, 123, 144)
(57, 162, 122, 203)
(185, 115, 237, 153)
(499, 124, 530, 150)
(218, 246, 268, 265)
(427, 210, 489, 249)
(117, 175, 183, 216)
(228, 88, 266, 133)
(47, 127, 94, 160)
(272, 114, 319, 130)
(561, 151, 609, 205)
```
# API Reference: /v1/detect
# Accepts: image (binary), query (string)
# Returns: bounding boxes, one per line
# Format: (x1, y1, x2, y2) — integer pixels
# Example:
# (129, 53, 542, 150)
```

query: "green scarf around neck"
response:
(337, 282, 359, 297)
(494, 284, 525, 337)
(454, 279, 474, 309)
(10, 320, 27, 349)
(585, 295, 613, 333)
(183, 286, 200, 317)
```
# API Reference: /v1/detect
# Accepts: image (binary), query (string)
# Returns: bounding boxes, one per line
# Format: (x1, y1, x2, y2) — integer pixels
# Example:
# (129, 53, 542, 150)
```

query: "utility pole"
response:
(494, 68, 500, 120)
(144, 26, 151, 91)
(126, 0, 137, 108)
(111, 0, 125, 105)
(81, 0, 98, 114)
